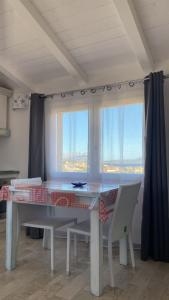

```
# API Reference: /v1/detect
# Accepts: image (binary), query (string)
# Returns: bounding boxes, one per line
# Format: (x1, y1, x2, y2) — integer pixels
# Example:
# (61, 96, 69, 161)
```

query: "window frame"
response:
(55, 104, 90, 180)
(52, 100, 144, 182)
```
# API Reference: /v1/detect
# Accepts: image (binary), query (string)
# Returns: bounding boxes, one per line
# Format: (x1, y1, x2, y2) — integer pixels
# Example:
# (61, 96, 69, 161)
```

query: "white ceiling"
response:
(0, 0, 168, 93)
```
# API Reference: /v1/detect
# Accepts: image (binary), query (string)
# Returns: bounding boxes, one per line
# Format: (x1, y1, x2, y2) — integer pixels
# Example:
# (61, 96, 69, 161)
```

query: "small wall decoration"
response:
(12, 94, 30, 110)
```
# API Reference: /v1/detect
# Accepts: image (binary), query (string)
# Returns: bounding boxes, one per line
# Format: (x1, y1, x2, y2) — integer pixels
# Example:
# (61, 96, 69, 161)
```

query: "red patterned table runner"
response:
(0, 186, 10, 201)
(1, 185, 118, 223)
(99, 189, 118, 223)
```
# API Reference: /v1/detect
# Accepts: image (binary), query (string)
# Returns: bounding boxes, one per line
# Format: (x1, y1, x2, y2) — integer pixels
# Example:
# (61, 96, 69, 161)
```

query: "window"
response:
(56, 110, 89, 173)
(47, 98, 144, 181)
(101, 104, 144, 174)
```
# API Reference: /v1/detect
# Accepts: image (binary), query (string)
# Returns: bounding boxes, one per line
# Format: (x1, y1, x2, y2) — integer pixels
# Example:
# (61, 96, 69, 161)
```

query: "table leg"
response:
(6, 200, 18, 270)
(43, 229, 51, 249)
(120, 236, 128, 265)
(90, 208, 103, 296)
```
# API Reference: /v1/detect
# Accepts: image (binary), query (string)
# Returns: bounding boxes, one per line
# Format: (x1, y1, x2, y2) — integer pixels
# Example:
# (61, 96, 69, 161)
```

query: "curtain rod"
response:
(43, 73, 169, 99)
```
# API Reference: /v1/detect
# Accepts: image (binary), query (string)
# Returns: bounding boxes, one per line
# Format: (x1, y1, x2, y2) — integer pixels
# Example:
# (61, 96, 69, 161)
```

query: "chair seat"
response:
(68, 220, 90, 234)
(23, 217, 77, 230)
(68, 219, 110, 239)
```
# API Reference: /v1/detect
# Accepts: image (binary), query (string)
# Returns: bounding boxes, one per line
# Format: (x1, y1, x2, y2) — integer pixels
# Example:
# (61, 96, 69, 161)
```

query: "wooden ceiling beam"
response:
(113, 0, 154, 73)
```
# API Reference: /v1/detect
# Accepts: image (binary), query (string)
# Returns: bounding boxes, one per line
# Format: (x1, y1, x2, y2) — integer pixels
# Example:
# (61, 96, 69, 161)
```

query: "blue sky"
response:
(63, 110, 88, 159)
(102, 104, 143, 162)
(62, 103, 143, 162)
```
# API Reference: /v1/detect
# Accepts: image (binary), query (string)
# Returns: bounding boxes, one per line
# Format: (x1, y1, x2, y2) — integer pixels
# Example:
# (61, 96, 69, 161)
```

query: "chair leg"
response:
(66, 229, 71, 275)
(16, 207, 21, 258)
(85, 235, 89, 244)
(16, 207, 20, 242)
(43, 228, 48, 249)
(51, 228, 55, 271)
(119, 236, 128, 265)
(73, 233, 77, 258)
(108, 239, 115, 288)
(128, 232, 135, 268)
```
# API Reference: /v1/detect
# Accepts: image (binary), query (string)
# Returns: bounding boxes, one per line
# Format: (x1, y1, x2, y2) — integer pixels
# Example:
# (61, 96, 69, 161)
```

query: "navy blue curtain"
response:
(27, 93, 46, 239)
(28, 93, 46, 181)
(141, 71, 169, 261)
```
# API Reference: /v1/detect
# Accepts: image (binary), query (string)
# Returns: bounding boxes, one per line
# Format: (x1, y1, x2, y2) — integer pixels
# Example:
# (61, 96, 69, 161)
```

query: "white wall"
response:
(0, 92, 30, 178)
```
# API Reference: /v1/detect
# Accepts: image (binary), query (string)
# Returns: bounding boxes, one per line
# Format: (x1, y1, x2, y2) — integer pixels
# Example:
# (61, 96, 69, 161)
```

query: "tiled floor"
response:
(0, 229, 169, 300)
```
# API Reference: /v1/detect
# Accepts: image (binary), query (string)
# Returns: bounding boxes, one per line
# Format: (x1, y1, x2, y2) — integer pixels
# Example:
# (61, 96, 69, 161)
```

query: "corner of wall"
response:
(0, 89, 30, 178)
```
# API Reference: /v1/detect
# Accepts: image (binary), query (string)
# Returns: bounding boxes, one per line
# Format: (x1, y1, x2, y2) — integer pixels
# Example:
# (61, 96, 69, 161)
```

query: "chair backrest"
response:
(11, 177, 42, 188)
(108, 182, 141, 242)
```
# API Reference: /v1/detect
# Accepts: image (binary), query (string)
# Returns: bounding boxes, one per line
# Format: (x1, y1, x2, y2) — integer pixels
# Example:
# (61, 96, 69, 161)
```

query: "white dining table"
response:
(5, 181, 128, 297)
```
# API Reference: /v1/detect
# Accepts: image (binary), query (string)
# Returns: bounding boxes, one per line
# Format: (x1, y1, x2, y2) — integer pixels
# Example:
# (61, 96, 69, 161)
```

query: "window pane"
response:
(62, 110, 88, 172)
(101, 103, 144, 174)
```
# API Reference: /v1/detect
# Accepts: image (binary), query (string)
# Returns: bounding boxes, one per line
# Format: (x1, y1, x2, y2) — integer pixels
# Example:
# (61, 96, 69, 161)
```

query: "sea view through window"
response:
(57, 103, 144, 175)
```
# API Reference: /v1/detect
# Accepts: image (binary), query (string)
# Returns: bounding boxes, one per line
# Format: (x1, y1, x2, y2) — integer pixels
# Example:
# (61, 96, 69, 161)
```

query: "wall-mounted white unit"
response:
(0, 87, 12, 137)
(12, 94, 30, 110)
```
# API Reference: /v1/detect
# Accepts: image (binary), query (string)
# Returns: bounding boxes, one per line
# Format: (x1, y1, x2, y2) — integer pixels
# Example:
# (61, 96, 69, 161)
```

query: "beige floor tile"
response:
(0, 230, 169, 300)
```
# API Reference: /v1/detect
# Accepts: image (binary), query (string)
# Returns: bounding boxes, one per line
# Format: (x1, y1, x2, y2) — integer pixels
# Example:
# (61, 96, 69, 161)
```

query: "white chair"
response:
(23, 217, 77, 271)
(12, 179, 77, 271)
(11, 177, 42, 187)
(66, 182, 141, 287)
